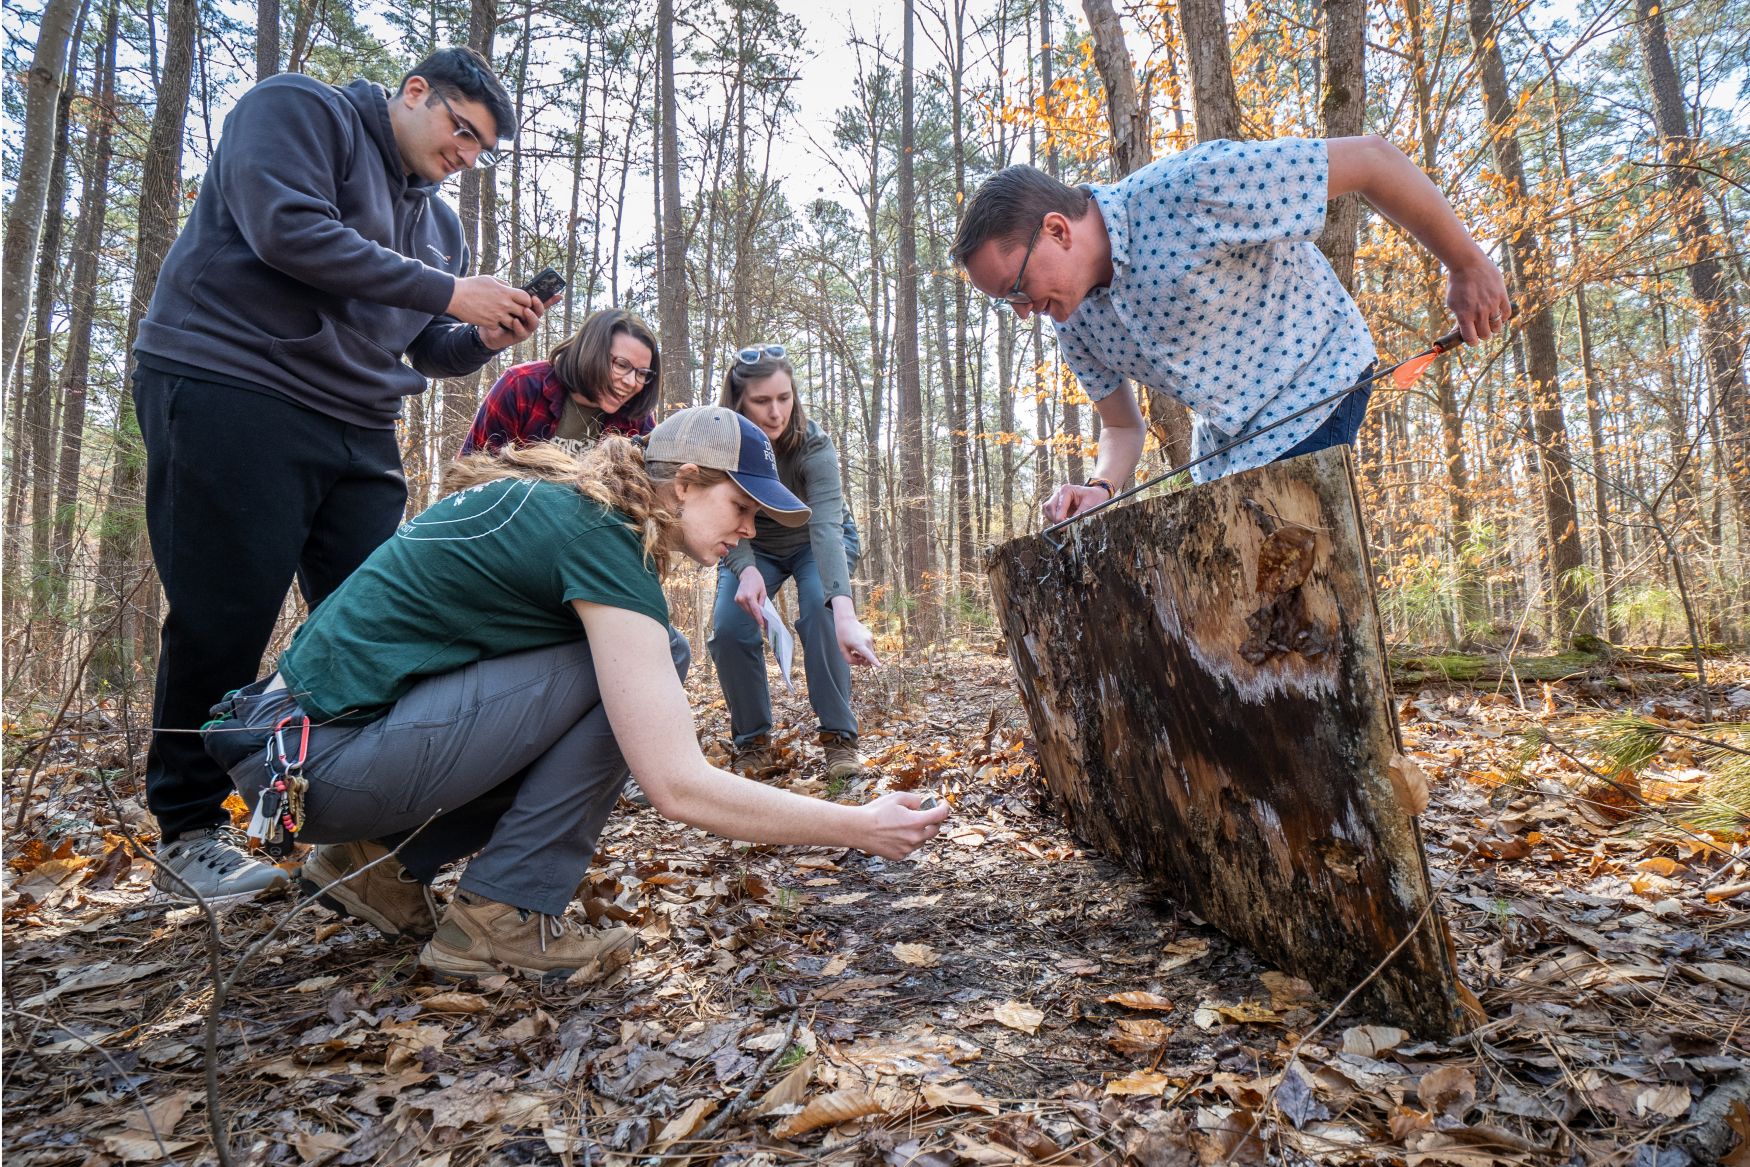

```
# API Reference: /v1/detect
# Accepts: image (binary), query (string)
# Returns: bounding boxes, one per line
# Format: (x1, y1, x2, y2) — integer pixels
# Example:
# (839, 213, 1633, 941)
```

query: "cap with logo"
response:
(646, 406, 811, 528)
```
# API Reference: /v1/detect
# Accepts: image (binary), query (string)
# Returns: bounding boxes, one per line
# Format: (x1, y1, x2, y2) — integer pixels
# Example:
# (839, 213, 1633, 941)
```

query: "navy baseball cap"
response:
(646, 407, 811, 527)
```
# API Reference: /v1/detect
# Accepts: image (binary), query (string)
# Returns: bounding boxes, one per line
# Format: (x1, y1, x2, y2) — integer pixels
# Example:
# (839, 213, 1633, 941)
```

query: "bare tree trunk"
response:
(658, 0, 693, 404)
(91, 0, 197, 688)
(1633, 0, 1749, 512)
(1082, 0, 1191, 468)
(10, 26, 76, 546)
(1039, 0, 1081, 485)
(1315, 0, 1364, 291)
(2, 0, 83, 383)
(1467, 0, 1588, 641)
(256, 0, 278, 79)
(442, 0, 498, 455)
(563, 37, 591, 335)
(896, 0, 931, 639)
(1177, 0, 1242, 142)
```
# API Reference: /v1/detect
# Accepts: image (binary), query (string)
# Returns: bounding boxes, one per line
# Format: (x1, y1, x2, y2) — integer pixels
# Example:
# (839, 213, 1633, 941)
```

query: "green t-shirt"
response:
(279, 477, 670, 724)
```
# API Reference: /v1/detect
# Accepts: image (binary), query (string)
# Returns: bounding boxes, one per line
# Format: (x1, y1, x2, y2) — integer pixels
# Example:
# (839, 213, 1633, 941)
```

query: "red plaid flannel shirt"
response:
(461, 360, 655, 455)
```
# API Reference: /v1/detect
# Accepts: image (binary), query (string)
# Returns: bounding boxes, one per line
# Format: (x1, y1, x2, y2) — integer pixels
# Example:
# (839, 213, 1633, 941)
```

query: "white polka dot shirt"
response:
(1053, 138, 1377, 482)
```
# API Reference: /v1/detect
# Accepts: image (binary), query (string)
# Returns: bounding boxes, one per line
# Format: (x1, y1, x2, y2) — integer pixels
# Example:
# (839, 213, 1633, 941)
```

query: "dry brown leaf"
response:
(1635, 856, 1685, 877)
(751, 1055, 816, 1117)
(1388, 754, 1431, 815)
(1634, 1082, 1691, 1119)
(1105, 1069, 1178, 1096)
(993, 1000, 1044, 1033)
(1417, 1065, 1477, 1118)
(1105, 990, 1174, 1012)
(1341, 1024, 1408, 1057)
(122, 1091, 192, 1137)
(1107, 1017, 1173, 1053)
(770, 1088, 888, 1138)
(1214, 1001, 1279, 1024)
(419, 991, 490, 1014)
(100, 1131, 198, 1162)
(290, 975, 340, 993)
(892, 942, 939, 967)
(653, 1098, 719, 1149)
(921, 1081, 1000, 1113)
(21, 961, 169, 1009)
(943, 826, 987, 848)
(1259, 971, 1314, 1009)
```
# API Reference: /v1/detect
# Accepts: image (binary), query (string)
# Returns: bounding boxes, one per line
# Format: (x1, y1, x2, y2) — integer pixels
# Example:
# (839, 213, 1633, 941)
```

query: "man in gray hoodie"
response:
(133, 47, 545, 902)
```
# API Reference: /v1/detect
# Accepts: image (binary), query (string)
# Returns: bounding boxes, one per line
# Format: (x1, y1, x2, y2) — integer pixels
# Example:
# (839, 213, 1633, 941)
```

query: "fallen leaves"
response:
(893, 941, 939, 967)
(1105, 989, 1174, 1012)
(992, 1000, 1044, 1034)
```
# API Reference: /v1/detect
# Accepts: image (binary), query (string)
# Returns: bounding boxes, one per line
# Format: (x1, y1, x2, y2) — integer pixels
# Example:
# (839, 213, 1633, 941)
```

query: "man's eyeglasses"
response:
(434, 92, 499, 169)
(610, 355, 656, 385)
(993, 225, 1043, 311)
(737, 343, 787, 365)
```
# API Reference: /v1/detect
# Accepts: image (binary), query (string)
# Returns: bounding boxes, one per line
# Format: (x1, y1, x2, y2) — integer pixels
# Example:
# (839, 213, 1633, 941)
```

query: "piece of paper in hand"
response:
(760, 597, 797, 692)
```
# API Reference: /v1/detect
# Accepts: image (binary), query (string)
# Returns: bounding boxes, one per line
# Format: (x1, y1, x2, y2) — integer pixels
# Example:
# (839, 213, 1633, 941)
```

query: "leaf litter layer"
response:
(4, 649, 1748, 1166)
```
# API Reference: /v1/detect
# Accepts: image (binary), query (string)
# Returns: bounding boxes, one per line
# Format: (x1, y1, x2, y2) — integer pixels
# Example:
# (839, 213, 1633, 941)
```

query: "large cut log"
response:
(988, 446, 1473, 1037)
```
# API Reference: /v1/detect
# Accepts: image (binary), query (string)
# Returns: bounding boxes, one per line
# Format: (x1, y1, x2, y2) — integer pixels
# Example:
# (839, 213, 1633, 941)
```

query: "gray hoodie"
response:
(135, 75, 492, 428)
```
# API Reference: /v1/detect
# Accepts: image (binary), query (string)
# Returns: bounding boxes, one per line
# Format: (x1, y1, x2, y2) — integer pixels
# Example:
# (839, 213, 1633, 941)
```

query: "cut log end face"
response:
(988, 447, 1467, 1037)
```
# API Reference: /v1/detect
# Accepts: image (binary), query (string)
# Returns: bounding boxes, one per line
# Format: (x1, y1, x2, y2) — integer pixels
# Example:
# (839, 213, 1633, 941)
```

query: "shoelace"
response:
(181, 829, 254, 874)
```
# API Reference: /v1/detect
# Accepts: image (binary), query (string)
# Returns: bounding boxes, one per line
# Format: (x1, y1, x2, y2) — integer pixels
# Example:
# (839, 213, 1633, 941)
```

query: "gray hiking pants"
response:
(222, 629, 689, 915)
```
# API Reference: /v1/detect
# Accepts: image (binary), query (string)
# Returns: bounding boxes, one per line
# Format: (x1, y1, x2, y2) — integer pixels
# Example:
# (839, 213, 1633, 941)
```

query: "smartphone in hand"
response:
(522, 266, 566, 301)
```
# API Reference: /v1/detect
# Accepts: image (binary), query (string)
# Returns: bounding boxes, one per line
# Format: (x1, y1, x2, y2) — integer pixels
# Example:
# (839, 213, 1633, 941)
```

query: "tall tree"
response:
(896, 0, 931, 635)
(1633, 0, 1749, 508)
(657, 0, 693, 404)
(1315, 0, 1365, 291)
(1177, 0, 1242, 141)
(1467, 0, 1588, 639)
(257, 0, 279, 79)
(1040, 0, 1082, 486)
(92, 0, 200, 687)
(2, 0, 84, 383)
(1081, 0, 1192, 466)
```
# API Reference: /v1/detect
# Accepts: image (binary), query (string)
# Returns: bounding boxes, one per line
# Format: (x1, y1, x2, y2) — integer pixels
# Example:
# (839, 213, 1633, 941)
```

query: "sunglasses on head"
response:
(736, 343, 787, 365)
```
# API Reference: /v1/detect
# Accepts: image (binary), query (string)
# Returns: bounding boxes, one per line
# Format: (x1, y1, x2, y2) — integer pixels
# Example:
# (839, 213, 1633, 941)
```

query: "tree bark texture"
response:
(1633, 0, 1749, 507)
(896, 0, 931, 636)
(1315, 0, 1365, 292)
(1081, 0, 1192, 469)
(1176, 0, 1242, 143)
(1466, 0, 1588, 641)
(256, 0, 279, 80)
(658, 0, 693, 405)
(2, 0, 83, 384)
(988, 447, 1473, 1037)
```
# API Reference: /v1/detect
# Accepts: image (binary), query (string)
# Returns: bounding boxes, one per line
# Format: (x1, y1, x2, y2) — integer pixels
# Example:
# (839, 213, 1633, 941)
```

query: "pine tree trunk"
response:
(658, 0, 693, 404)
(256, 0, 278, 79)
(1177, 0, 1242, 142)
(2, 0, 83, 383)
(1315, 0, 1364, 291)
(896, 0, 930, 638)
(91, 0, 195, 689)
(1467, 0, 1589, 641)
(1633, 0, 1749, 513)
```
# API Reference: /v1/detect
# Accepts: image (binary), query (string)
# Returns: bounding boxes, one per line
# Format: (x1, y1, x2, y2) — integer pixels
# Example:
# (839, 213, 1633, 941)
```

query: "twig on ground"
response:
(10, 1006, 181, 1165)
(682, 1011, 803, 1149)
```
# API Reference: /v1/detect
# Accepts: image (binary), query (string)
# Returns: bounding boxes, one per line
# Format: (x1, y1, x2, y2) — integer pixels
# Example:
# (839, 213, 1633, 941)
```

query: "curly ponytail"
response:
(440, 437, 729, 576)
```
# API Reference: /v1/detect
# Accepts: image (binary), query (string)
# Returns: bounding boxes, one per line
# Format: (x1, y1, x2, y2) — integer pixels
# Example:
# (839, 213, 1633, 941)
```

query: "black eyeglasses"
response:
(736, 343, 787, 364)
(993, 225, 1043, 311)
(434, 92, 499, 169)
(609, 355, 656, 385)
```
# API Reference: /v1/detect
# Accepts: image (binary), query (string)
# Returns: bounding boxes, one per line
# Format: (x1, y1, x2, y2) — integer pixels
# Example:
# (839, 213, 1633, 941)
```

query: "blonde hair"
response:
(440, 436, 729, 576)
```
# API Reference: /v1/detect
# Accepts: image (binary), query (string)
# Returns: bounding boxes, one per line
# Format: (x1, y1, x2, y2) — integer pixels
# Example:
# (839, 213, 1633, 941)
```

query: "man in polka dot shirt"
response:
(952, 136, 1511, 521)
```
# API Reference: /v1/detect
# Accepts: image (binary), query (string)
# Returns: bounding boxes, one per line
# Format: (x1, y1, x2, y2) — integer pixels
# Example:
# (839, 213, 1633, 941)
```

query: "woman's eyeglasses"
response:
(609, 355, 655, 385)
(736, 343, 787, 365)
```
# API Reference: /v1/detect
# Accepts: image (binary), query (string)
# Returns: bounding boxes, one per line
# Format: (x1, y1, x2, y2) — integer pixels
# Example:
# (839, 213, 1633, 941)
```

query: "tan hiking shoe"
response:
(731, 734, 785, 780)
(418, 894, 639, 981)
(820, 733, 867, 782)
(299, 840, 439, 938)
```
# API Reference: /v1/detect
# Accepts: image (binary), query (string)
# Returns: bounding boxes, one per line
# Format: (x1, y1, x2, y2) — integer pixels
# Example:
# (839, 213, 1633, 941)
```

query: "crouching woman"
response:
(204, 406, 947, 980)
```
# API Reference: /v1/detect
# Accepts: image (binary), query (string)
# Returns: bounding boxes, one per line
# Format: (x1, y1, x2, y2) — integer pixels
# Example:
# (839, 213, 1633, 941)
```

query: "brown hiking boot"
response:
(731, 734, 785, 781)
(418, 894, 639, 981)
(300, 840, 439, 938)
(820, 733, 867, 783)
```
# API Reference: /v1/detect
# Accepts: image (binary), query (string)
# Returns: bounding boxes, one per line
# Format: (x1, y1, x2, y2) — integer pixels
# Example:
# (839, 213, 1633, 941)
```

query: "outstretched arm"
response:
(575, 601, 943, 856)
(1325, 136, 1511, 345)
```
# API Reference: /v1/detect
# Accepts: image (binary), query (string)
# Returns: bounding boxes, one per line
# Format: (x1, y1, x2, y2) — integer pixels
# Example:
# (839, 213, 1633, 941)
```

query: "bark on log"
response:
(988, 446, 1472, 1037)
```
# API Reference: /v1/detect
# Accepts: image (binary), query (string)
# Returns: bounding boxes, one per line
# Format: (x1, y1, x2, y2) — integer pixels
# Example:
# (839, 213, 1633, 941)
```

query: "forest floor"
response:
(4, 646, 1748, 1167)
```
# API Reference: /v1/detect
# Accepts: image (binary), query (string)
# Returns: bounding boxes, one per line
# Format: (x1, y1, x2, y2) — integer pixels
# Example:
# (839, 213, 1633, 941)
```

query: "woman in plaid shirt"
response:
(462, 308, 660, 456)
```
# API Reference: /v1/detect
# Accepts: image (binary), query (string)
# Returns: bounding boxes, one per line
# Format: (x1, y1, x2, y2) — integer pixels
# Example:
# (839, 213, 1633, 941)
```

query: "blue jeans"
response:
(1274, 369, 1375, 462)
(708, 545, 856, 747)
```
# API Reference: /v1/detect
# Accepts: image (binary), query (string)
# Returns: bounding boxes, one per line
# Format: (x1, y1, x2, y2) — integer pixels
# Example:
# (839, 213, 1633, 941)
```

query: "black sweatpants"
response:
(135, 367, 407, 839)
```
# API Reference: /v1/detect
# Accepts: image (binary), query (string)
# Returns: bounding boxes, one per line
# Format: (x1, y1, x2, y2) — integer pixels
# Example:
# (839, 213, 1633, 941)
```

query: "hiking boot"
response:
(418, 894, 639, 981)
(152, 825, 289, 904)
(820, 733, 867, 783)
(731, 735, 784, 780)
(300, 840, 439, 938)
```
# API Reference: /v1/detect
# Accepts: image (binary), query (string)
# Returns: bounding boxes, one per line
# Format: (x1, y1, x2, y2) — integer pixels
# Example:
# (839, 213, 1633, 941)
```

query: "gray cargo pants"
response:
(219, 629, 689, 916)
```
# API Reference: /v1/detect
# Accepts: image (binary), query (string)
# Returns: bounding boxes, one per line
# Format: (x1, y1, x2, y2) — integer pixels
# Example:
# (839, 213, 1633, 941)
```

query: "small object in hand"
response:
(919, 795, 938, 810)
(521, 266, 566, 301)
